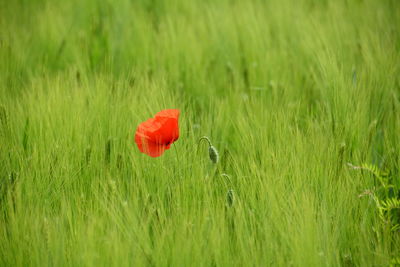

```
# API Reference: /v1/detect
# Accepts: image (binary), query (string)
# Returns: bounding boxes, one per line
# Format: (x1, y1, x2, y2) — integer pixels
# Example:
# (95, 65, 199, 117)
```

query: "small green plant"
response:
(350, 162, 400, 265)
(350, 163, 400, 232)
(390, 256, 400, 267)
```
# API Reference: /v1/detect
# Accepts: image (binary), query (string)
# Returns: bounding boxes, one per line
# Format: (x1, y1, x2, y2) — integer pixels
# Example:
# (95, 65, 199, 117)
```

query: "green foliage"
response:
(354, 163, 400, 262)
(391, 256, 400, 267)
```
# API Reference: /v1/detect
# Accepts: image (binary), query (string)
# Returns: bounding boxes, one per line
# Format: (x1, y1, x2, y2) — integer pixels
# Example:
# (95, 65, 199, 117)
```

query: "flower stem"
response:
(198, 136, 212, 147)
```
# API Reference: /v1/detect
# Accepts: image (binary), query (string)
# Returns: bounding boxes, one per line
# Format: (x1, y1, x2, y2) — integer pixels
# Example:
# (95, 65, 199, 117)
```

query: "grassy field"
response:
(1, 0, 400, 266)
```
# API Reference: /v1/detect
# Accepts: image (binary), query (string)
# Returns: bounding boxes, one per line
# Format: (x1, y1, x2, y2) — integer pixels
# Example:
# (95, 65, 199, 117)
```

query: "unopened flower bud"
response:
(209, 145, 219, 164)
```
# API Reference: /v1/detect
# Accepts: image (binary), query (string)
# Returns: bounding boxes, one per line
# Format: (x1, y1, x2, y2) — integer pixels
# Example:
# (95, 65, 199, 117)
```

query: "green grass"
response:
(1, 0, 400, 266)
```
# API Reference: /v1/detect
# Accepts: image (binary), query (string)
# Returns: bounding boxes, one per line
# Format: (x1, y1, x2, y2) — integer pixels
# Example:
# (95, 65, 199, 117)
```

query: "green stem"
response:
(198, 136, 212, 147)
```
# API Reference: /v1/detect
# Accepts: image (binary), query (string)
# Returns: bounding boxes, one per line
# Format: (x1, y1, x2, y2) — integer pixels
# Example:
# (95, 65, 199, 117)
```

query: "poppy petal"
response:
(136, 138, 167, 157)
(155, 109, 180, 120)
(134, 109, 180, 157)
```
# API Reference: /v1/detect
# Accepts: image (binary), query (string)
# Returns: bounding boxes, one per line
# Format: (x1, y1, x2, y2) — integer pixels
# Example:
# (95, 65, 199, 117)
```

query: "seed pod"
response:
(227, 189, 234, 207)
(198, 136, 219, 164)
(209, 145, 219, 164)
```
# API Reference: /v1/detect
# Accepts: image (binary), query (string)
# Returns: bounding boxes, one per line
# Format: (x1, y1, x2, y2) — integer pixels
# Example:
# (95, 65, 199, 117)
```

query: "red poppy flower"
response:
(135, 109, 180, 157)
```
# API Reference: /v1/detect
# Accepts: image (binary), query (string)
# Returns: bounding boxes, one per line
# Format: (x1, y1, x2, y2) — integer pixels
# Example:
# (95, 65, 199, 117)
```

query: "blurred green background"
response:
(0, 0, 399, 266)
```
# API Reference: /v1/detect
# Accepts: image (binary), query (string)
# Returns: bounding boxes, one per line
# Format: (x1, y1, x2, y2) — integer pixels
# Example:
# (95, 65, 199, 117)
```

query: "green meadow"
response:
(1, 0, 399, 266)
